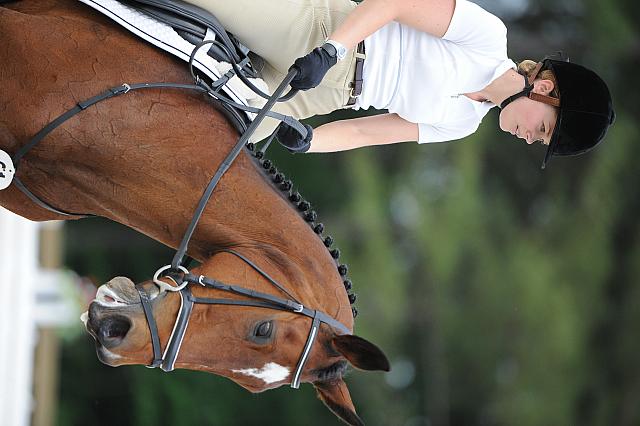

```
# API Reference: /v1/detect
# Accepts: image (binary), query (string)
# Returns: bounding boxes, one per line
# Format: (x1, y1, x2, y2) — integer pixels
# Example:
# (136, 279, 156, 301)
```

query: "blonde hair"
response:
(518, 60, 560, 99)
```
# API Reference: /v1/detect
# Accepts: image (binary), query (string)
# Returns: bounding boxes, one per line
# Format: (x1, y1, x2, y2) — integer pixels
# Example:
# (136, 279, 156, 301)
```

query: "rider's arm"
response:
(308, 113, 419, 153)
(329, 0, 456, 49)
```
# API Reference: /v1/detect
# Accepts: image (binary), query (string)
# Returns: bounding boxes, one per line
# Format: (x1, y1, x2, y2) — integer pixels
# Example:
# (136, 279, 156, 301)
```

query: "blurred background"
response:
(2, 0, 639, 425)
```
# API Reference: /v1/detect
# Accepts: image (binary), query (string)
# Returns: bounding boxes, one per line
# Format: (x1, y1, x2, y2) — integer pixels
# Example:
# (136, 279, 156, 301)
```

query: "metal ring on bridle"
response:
(153, 265, 189, 292)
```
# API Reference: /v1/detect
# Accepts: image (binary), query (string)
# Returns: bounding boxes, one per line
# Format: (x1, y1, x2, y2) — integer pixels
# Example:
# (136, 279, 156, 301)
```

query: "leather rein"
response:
(10, 41, 351, 389)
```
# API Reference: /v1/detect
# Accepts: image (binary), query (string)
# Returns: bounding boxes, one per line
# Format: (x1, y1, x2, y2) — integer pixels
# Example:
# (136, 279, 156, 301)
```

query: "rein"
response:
(10, 41, 352, 388)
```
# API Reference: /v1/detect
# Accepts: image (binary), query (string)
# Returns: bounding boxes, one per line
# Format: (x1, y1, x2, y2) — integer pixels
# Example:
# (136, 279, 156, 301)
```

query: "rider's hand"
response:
(276, 122, 313, 153)
(289, 44, 338, 91)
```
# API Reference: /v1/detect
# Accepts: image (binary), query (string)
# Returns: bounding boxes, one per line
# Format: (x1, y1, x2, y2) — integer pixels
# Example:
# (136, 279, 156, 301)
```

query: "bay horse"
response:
(0, 1, 389, 425)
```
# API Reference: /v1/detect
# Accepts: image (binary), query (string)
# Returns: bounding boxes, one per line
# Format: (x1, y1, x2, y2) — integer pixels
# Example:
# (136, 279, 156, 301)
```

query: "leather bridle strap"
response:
(187, 273, 349, 334)
(138, 248, 350, 383)
(144, 280, 349, 381)
(136, 283, 195, 372)
(160, 286, 194, 372)
(10, 84, 135, 217)
(291, 310, 321, 389)
(10, 80, 305, 218)
(137, 284, 164, 368)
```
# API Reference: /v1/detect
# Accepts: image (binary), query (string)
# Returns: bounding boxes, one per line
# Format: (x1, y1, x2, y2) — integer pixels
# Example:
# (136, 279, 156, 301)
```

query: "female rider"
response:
(187, 0, 614, 169)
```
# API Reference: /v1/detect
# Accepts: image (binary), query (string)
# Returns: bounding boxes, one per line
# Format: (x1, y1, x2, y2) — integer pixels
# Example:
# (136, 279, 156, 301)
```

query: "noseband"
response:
(10, 41, 351, 389)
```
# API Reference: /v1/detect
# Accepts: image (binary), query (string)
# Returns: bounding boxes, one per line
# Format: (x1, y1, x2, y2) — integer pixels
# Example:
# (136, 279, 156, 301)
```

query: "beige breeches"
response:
(186, 0, 359, 141)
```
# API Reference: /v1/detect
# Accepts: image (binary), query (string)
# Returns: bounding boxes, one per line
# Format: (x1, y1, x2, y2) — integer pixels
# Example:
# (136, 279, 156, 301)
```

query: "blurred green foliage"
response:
(58, 0, 640, 425)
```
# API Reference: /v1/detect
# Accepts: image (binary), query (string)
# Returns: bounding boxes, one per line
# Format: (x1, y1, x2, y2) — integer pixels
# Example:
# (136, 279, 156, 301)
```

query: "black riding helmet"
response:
(500, 57, 615, 169)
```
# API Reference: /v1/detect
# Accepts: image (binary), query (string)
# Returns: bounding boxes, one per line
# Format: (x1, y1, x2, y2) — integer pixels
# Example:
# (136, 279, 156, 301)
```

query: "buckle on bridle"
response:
(293, 303, 304, 313)
(153, 264, 189, 292)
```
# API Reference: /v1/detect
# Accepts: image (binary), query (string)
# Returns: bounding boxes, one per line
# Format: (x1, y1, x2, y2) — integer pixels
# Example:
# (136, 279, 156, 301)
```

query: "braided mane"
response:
(244, 143, 358, 318)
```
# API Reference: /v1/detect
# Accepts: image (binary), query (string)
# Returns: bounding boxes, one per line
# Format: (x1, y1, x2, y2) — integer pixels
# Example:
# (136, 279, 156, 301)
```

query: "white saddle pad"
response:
(78, 0, 270, 119)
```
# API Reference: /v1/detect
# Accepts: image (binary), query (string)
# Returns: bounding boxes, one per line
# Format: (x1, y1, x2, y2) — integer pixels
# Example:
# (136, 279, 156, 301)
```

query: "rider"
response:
(188, 0, 614, 169)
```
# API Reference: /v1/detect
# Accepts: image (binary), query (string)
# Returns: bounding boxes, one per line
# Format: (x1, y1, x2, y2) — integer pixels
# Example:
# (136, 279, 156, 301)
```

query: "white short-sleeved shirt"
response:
(353, 0, 516, 144)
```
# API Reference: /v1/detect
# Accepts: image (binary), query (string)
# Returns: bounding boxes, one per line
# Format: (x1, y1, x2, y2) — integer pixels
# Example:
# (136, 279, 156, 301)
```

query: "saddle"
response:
(121, 0, 264, 76)
(81, 0, 271, 134)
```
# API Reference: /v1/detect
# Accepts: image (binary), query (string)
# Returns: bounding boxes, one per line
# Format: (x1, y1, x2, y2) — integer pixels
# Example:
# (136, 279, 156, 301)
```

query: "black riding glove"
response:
(276, 122, 313, 153)
(289, 44, 338, 91)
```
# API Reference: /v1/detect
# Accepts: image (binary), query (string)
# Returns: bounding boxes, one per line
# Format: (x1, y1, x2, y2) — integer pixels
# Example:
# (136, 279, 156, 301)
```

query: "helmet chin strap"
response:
(499, 62, 560, 110)
(499, 71, 533, 110)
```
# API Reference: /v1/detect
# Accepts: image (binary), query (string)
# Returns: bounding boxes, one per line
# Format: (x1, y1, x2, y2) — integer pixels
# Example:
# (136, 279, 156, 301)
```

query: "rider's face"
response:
(499, 79, 558, 146)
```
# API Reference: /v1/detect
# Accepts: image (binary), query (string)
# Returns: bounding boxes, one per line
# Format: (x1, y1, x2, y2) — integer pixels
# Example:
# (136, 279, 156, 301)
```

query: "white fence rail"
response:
(0, 207, 40, 426)
(0, 208, 75, 426)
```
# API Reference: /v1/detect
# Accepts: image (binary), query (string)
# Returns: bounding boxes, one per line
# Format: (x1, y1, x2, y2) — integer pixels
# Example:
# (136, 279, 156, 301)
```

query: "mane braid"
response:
(244, 143, 358, 318)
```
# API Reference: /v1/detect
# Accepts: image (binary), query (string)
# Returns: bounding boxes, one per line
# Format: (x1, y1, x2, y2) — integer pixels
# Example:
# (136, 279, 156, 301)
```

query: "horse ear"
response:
(314, 379, 364, 426)
(332, 335, 391, 372)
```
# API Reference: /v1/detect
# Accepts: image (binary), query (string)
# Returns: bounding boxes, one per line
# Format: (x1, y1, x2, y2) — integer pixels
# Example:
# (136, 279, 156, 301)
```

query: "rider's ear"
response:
(332, 335, 390, 372)
(533, 79, 555, 96)
(313, 379, 363, 426)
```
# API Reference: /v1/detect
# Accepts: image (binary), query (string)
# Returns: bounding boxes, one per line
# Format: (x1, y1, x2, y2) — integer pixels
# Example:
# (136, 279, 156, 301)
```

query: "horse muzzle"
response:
(82, 276, 161, 358)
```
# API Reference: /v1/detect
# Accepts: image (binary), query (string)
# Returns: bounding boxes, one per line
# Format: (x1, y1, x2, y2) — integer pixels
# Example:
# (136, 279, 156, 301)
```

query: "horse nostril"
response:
(98, 316, 131, 349)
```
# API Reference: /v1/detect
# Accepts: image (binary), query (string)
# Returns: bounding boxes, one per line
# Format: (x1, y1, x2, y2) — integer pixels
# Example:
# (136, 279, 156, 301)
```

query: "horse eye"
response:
(255, 321, 272, 338)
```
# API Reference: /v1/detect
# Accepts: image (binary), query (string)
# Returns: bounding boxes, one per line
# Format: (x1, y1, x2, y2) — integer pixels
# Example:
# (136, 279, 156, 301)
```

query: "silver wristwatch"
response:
(323, 39, 347, 61)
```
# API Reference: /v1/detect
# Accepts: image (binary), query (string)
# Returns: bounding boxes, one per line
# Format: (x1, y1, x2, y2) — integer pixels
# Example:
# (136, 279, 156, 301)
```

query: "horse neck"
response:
(10, 103, 351, 323)
(0, 0, 352, 327)
(134, 146, 352, 324)
(69, 111, 349, 320)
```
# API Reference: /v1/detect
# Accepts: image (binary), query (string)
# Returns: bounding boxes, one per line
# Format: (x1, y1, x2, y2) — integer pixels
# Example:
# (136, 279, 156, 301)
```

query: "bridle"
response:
(140, 248, 350, 388)
(8, 41, 352, 389)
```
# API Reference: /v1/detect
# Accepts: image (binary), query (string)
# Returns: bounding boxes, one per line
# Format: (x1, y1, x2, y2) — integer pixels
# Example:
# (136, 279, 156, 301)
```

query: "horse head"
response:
(84, 253, 389, 426)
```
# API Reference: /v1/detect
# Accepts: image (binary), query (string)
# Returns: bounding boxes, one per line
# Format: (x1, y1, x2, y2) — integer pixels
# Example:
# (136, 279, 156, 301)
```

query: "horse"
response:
(0, 1, 390, 425)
